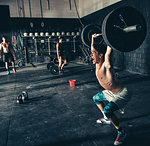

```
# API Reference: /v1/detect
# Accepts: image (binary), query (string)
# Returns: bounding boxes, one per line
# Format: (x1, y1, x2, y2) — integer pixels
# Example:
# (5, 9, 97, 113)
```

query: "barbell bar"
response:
(96, 24, 141, 35)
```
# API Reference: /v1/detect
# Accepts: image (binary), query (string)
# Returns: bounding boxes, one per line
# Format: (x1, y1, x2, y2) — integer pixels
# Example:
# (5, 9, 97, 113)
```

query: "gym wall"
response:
(81, 0, 150, 75)
(9, 17, 81, 63)
(0, 5, 12, 42)
(78, 0, 121, 18)
(0, 1, 82, 64)
(10, 18, 80, 33)
(0, 0, 79, 18)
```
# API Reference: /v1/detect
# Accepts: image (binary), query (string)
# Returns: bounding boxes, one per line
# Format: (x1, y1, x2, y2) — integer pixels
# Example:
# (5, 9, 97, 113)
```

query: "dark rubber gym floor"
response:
(0, 62, 150, 146)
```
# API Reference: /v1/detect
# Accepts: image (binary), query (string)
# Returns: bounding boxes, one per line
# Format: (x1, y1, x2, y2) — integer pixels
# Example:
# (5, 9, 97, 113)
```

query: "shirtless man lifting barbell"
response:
(91, 33, 132, 145)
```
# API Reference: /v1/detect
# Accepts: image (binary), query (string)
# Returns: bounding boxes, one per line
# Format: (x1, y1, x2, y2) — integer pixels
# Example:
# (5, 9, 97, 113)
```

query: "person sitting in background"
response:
(0, 36, 16, 74)
(56, 37, 67, 74)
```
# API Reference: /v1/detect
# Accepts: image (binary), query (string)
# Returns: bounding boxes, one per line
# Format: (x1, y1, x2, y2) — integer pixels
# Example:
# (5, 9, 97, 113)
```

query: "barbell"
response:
(81, 6, 147, 52)
(47, 62, 59, 75)
(47, 59, 69, 75)
(50, 65, 59, 75)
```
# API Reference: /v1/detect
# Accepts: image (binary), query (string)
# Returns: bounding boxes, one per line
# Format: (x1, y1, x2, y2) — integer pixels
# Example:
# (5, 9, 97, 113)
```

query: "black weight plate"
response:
(47, 62, 54, 70)
(53, 58, 59, 64)
(18, 60, 25, 68)
(50, 65, 59, 75)
(81, 24, 103, 48)
(102, 6, 147, 52)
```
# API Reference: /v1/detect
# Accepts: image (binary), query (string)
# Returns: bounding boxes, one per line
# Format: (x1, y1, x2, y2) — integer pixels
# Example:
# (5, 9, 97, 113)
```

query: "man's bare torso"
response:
(0, 42, 10, 53)
(96, 62, 122, 93)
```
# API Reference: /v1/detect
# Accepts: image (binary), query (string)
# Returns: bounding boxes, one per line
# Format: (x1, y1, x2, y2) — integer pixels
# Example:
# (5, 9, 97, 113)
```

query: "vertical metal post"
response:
(73, 36, 76, 53)
(48, 37, 51, 55)
(34, 39, 38, 56)
(24, 46, 28, 63)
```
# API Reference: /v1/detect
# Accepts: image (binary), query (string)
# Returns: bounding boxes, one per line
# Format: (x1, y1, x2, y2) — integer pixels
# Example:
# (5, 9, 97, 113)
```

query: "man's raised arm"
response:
(105, 46, 112, 69)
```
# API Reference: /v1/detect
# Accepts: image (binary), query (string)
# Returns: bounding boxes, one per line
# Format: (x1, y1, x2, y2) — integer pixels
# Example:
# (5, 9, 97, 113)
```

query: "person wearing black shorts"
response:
(56, 37, 67, 74)
(0, 36, 16, 74)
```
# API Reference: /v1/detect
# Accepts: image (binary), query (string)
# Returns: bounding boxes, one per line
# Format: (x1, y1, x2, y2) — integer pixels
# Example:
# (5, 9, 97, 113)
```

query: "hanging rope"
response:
(47, 0, 50, 10)
(69, 0, 71, 10)
(73, 0, 84, 28)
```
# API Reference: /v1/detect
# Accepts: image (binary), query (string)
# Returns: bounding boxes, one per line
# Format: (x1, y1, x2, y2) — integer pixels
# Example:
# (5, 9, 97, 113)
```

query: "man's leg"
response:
(11, 61, 16, 73)
(5, 62, 10, 74)
(4, 54, 10, 74)
(61, 58, 67, 70)
(93, 92, 110, 124)
(9, 53, 16, 73)
(97, 102, 108, 119)
(58, 56, 62, 74)
(104, 102, 127, 145)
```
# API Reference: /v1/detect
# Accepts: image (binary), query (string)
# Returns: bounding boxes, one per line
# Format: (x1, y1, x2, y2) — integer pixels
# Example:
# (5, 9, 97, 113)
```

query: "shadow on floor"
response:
(120, 113, 150, 122)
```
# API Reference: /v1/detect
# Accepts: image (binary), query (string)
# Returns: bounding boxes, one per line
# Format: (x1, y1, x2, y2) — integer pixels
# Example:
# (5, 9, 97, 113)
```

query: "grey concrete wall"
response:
(78, 0, 121, 17)
(0, 0, 79, 18)
(0, 0, 122, 18)
(0, 0, 121, 18)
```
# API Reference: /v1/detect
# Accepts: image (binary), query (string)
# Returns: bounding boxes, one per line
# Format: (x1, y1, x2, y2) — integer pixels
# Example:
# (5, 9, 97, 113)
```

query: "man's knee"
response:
(93, 92, 104, 105)
(93, 94, 99, 104)
(104, 102, 119, 118)
(103, 108, 112, 118)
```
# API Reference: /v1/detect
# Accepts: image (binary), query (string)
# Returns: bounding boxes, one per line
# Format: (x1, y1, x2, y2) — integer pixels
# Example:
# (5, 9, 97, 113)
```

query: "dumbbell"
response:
(17, 91, 28, 104)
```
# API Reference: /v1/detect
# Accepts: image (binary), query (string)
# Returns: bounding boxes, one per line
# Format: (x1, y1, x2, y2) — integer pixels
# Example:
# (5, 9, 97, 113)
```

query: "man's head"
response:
(58, 36, 63, 43)
(91, 42, 107, 64)
(2, 36, 7, 42)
